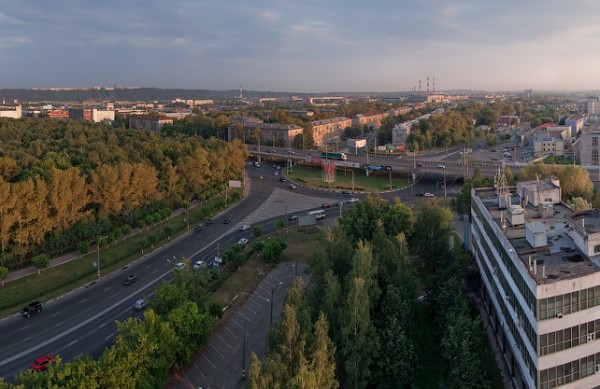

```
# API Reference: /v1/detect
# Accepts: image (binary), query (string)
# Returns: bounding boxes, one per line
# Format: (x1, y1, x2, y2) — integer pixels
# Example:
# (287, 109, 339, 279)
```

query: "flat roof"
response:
(475, 187, 599, 284)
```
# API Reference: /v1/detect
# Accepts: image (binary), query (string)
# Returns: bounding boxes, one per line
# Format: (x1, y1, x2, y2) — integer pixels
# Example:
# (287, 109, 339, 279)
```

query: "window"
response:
(595, 245, 600, 254)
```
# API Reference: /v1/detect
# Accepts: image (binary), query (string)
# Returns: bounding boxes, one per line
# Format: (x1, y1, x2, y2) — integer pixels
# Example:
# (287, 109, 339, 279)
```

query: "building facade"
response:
(351, 112, 388, 129)
(309, 117, 352, 146)
(576, 132, 600, 166)
(227, 122, 303, 148)
(0, 105, 22, 119)
(128, 115, 173, 132)
(564, 116, 585, 135)
(471, 178, 600, 388)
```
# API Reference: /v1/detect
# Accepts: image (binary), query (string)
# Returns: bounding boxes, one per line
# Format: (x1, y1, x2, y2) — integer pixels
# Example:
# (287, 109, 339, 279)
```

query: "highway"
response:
(0, 158, 456, 381)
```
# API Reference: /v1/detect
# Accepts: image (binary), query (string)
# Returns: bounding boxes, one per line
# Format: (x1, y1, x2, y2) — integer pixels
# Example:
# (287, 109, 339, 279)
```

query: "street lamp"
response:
(96, 235, 109, 278)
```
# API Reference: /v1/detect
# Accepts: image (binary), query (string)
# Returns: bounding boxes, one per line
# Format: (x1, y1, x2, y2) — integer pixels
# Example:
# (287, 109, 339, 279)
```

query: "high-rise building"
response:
(471, 177, 600, 388)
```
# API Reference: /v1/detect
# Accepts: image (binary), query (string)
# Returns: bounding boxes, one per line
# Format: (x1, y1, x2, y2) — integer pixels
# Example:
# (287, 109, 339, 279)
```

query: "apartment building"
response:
(226, 122, 303, 147)
(564, 116, 585, 135)
(128, 115, 173, 132)
(0, 105, 22, 119)
(309, 117, 352, 146)
(471, 177, 600, 388)
(576, 132, 600, 166)
(352, 112, 388, 129)
(68, 108, 115, 123)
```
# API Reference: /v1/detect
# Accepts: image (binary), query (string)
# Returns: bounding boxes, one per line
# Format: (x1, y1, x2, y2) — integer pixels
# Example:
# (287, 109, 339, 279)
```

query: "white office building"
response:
(471, 177, 600, 388)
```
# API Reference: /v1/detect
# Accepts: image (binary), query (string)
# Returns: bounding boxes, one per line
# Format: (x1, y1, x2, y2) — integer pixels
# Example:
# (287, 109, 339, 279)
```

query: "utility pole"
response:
(444, 169, 447, 197)
(242, 322, 246, 379)
(389, 169, 392, 190)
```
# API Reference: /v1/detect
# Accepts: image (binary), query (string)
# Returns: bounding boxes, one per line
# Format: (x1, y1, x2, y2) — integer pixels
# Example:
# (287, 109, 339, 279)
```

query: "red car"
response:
(322, 203, 331, 209)
(31, 355, 55, 372)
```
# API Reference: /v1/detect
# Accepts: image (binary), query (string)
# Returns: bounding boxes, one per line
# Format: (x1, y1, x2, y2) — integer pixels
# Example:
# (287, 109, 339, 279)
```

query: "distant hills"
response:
(0, 88, 422, 103)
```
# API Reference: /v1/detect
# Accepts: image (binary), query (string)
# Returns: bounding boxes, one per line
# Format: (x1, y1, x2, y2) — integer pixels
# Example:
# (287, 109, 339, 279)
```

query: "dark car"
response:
(123, 274, 138, 286)
(223, 217, 231, 224)
(193, 225, 202, 233)
(31, 355, 55, 372)
(416, 162, 423, 167)
(416, 192, 425, 197)
(279, 177, 287, 182)
(22, 301, 43, 318)
(204, 218, 214, 226)
(341, 191, 351, 196)
(384, 165, 392, 171)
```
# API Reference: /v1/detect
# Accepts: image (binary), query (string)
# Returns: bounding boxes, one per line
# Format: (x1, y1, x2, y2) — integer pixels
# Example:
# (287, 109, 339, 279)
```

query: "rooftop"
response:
(475, 187, 600, 284)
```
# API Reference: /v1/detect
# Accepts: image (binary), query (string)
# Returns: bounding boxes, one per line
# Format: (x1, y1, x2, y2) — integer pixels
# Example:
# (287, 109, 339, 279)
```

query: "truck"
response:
(321, 152, 347, 161)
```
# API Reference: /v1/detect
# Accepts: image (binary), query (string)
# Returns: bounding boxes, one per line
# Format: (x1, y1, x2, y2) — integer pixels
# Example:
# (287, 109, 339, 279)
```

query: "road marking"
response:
(152, 269, 158, 274)
(0, 267, 175, 368)
(55, 322, 63, 327)
(68, 340, 77, 346)
(99, 322, 107, 329)
(210, 344, 224, 358)
(243, 306, 256, 315)
(145, 264, 152, 269)
(203, 354, 215, 369)
(105, 334, 114, 341)
(20, 325, 29, 330)
(192, 361, 206, 377)
(79, 298, 87, 304)
(236, 312, 251, 322)
(21, 337, 31, 342)
(103, 286, 111, 291)
(217, 335, 232, 348)
(51, 312, 60, 317)
(224, 325, 239, 339)
(231, 318, 244, 329)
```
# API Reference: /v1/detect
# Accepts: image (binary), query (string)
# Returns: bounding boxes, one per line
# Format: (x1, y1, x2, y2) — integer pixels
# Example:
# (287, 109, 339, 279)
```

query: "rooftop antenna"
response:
(418, 80, 421, 93)
(427, 76, 430, 93)
(433, 76, 436, 93)
(240, 85, 243, 100)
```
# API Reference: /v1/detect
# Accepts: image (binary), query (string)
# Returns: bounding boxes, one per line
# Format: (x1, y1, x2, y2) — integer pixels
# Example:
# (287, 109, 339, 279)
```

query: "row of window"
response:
(540, 352, 600, 388)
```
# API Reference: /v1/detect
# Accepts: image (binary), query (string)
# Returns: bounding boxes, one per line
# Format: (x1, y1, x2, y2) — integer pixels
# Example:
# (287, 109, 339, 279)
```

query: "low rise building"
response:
(564, 116, 585, 135)
(309, 117, 352, 146)
(471, 177, 600, 388)
(352, 112, 388, 129)
(227, 122, 303, 148)
(576, 131, 600, 166)
(129, 115, 173, 132)
(0, 105, 22, 119)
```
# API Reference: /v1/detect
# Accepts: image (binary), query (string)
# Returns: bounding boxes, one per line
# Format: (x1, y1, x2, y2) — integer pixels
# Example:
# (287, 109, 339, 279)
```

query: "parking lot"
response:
(169, 261, 308, 389)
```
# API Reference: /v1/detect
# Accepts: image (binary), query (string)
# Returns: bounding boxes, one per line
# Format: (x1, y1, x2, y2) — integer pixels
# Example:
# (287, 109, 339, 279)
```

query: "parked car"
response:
(175, 262, 185, 270)
(123, 274, 138, 286)
(239, 224, 251, 231)
(204, 218, 214, 226)
(253, 162, 260, 167)
(322, 203, 332, 209)
(223, 217, 231, 224)
(288, 150, 296, 154)
(193, 260, 205, 270)
(424, 193, 435, 197)
(348, 198, 360, 203)
(31, 355, 55, 372)
(384, 165, 392, 171)
(238, 238, 249, 245)
(193, 224, 202, 233)
(22, 301, 43, 318)
(416, 192, 425, 197)
(133, 299, 146, 311)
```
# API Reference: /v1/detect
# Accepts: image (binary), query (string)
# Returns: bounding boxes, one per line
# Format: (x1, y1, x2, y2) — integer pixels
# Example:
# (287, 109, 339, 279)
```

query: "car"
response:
(175, 262, 185, 270)
(289, 215, 299, 221)
(288, 150, 296, 154)
(436, 164, 446, 169)
(207, 261, 220, 270)
(322, 203, 332, 209)
(31, 355, 55, 372)
(133, 299, 146, 311)
(238, 238, 249, 245)
(276, 165, 282, 170)
(274, 171, 279, 176)
(416, 192, 425, 197)
(239, 224, 251, 231)
(384, 165, 392, 171)
(193, 224, 202, 233)
(341, 191, 351, 196)
(272, 164, 277, 168)
(289, 184, 297, 189)
(193, 260, 205, 270)
(279, 177, 287, 182)
(348, 198, 360, 204)
(123, 274, 138, 286)
(259, 175, 264, 180)
(223, 217, 231, 224)
(424, 193, 435, 197)
(253, 162, 260, 167)
(271, 149, 277, 153)
(204, 218, 214, 226)
(22, 301, 43, 318)
(417, 162, 423, 167)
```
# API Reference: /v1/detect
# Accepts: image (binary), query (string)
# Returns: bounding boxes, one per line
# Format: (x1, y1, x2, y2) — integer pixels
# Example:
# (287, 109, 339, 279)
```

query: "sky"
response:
(1, 0, 599, 93)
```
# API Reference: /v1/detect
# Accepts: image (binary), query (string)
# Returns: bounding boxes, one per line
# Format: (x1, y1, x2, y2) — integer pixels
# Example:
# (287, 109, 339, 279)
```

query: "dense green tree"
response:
(411, 199, 453, 273)
(32, 253, 49, 274)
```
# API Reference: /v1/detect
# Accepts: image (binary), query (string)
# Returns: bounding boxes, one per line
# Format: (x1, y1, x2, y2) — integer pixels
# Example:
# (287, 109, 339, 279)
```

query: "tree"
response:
(253, 226, 264, 239)
(274, 219, 286, 234)
(32, 254, 49, 275)
(0, 266, 8, 286)
(412, 199, 453, 273)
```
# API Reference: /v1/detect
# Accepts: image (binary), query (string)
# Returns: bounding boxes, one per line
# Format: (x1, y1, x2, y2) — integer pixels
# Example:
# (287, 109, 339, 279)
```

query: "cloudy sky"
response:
(1, 0, 599, 92)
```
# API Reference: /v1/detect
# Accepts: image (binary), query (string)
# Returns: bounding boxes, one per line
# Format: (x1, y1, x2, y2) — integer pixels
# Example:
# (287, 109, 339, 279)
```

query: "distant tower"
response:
(418, 80, 421, 93)
(239, 85, 243, 99)
(433, 77, 436, 93)
(427, 76, 430, 93)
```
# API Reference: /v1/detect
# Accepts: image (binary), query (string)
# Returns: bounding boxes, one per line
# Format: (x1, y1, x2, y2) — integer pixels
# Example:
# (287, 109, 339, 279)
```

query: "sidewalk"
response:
(4, 203, 192, 283)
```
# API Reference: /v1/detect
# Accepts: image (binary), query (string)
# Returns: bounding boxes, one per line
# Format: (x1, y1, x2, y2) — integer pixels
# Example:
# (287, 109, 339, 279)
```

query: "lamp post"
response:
(96, 235, 108, 278)
(242, 322, 246, 379)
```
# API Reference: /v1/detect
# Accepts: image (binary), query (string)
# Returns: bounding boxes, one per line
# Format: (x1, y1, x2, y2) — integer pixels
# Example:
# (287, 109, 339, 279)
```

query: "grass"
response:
(287, 165, 411, 192)
(0, 193, 240, 318)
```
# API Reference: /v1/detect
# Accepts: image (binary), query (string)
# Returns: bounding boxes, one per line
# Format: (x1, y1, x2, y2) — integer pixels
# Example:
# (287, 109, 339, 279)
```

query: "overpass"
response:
(249, 147, 522, 178)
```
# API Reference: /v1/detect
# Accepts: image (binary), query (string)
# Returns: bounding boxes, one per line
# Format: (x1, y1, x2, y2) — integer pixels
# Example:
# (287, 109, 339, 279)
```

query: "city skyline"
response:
(1, 0, 599, 93)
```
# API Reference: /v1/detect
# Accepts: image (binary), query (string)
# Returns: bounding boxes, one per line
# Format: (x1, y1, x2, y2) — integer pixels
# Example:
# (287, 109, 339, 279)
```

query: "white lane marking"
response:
(217, 335, 232, 349)
(21, 337, 31, 342)
(0, 267, 174, 368)
(236, 312, 251, 322)
(98, 322, 107, 329)
(224, 325, 239, 339)
(210, 344, 224, 358)
(68, 340, 77, 346)
(243, 305, 256, 315)
(51, 312, 60, 317)
(20, 325, 29, 330)
(79, 299, 87, 304)
(203, 354, 216, 369)
(145, 264, 152, 269)
(55, 322, 63, 327)
(230, 318, 244, 329)
(105, 334, 114, 341)
(103, 286, 111, 291)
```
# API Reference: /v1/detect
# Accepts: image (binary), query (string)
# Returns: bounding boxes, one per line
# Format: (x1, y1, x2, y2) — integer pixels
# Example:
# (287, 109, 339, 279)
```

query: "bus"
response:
(308, 209, 326, 220)
(321, 152, 347, 161)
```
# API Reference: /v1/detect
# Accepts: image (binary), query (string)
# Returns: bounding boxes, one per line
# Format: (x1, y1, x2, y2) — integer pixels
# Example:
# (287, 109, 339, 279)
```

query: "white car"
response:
(424, 193, 435, 197)
(436, 164, 446, 169)
(239, 224, 251, 231)
(192, 260, 205, 270)
(238, 238, 249, 245)
(175, 262, 185, 270)
(134, 299, 146, 311)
